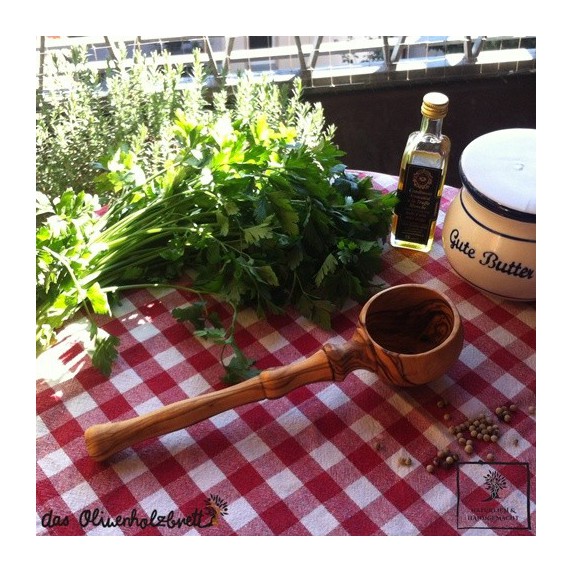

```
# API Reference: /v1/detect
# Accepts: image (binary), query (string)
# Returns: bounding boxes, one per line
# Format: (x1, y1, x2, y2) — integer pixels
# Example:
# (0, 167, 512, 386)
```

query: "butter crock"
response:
(442, 128, 535, 301)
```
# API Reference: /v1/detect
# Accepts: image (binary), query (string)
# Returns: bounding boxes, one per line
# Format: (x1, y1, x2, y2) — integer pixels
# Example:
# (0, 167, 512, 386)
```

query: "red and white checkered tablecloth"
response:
(36, 172, 536, 536)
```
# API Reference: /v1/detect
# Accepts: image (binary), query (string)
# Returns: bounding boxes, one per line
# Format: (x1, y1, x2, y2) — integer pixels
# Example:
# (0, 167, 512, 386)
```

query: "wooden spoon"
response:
(85, 283, 463, 461)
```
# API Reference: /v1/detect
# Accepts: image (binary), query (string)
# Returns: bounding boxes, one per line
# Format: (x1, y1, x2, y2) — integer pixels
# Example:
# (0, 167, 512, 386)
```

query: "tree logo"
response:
(482, 469, 508, 501)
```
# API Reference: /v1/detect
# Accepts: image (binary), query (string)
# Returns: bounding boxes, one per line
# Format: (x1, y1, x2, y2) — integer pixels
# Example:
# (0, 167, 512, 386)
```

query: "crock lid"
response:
(459, 128, 536, 222)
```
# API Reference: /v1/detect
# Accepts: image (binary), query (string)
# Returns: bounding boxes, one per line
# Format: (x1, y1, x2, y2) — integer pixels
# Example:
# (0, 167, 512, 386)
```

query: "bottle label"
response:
(395, 164, 443, 244)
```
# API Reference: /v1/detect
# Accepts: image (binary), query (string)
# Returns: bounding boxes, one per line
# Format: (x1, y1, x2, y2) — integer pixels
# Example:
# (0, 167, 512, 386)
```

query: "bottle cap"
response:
(421, 92, 449, 119)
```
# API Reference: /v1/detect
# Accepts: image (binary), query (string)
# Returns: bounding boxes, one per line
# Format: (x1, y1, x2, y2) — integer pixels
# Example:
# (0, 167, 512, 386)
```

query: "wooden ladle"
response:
(85, 283, 463, 461)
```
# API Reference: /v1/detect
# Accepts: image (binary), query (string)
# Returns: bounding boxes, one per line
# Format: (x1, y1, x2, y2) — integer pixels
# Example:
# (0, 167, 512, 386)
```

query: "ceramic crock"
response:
(442, 128, 536, 301)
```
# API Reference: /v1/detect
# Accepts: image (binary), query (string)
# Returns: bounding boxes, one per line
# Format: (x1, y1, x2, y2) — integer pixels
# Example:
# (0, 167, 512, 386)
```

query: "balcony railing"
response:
(36, 35, 536, 94)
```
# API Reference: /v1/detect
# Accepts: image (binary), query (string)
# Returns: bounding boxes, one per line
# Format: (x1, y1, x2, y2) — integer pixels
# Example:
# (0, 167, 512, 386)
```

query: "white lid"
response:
(460, 128, 536, 220)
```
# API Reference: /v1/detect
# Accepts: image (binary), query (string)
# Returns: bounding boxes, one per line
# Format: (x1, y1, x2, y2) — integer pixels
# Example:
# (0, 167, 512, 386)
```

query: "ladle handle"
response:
(85, 341, 366, 462)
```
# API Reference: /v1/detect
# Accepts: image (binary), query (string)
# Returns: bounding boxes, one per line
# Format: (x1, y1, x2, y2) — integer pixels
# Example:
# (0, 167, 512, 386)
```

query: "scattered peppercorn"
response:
(427, 447, 460, 474)
(450, 413, 502, 444)
(430, 404, 519, 475)
(496, 404, 518, 423)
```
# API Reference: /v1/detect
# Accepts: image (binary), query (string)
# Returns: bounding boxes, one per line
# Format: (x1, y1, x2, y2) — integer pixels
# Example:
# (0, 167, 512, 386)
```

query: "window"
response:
(248, 36, 272, 50)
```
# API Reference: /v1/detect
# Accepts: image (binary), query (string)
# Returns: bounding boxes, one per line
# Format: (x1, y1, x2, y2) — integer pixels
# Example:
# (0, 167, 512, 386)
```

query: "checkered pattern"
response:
(36, 172, 536, 536)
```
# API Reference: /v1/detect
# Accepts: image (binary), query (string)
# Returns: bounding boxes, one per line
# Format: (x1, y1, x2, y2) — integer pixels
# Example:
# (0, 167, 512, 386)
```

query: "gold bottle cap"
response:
(421, 92, 449, 119)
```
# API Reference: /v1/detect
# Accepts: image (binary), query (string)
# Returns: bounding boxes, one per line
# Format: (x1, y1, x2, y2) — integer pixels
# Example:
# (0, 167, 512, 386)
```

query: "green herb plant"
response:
(36, 50, 397, 382)
(36, 43, 196, 203)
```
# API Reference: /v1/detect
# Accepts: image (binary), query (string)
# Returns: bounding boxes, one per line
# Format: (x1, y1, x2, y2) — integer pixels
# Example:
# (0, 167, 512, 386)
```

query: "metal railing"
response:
(37, 36, 536, 94)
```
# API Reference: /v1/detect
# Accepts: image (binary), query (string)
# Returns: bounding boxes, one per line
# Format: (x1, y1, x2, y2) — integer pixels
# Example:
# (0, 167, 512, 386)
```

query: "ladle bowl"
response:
(85, 283, 463, 461)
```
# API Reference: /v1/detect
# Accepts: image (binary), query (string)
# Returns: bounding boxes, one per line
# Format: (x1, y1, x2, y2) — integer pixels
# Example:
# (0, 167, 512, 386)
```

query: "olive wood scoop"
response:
(85, 283, 463, 461)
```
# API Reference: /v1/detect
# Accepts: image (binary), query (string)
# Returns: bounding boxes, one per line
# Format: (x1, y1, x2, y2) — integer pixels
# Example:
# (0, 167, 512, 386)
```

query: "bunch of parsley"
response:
(36, 74, 396, 381)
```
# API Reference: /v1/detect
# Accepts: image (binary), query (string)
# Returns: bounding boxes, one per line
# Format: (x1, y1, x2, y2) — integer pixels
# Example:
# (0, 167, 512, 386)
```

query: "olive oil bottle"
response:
(390, 92, 451, 252)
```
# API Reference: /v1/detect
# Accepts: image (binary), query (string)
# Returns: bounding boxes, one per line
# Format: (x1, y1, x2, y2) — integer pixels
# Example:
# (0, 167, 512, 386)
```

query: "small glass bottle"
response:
(390, 92, 451, 252)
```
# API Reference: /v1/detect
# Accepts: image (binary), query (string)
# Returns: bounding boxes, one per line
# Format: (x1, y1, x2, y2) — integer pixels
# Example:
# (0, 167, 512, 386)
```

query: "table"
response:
(36, 172, 536, 536)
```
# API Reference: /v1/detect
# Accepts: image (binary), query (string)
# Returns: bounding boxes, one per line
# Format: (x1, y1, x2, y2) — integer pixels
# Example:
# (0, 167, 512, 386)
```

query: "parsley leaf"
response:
(88, 327, 120, 377)
(36, 68, 397, 385)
